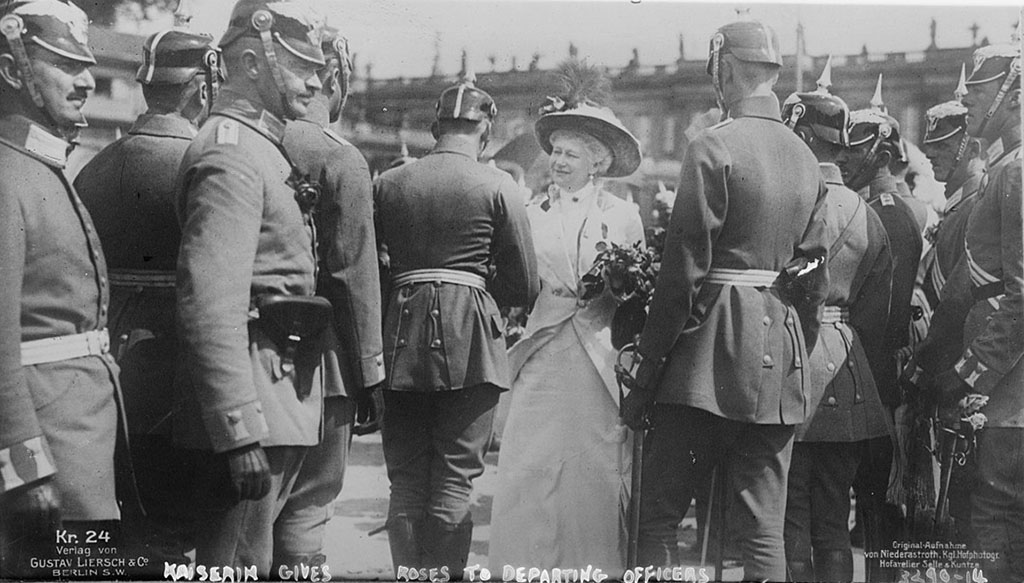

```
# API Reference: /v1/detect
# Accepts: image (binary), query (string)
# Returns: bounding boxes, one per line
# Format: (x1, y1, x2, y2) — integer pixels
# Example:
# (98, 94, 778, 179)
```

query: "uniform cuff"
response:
(0, 436, 57, 494)
(202, 401, 270, 453)
(955, 348, 999, 394)
(360, 353, 386, 388)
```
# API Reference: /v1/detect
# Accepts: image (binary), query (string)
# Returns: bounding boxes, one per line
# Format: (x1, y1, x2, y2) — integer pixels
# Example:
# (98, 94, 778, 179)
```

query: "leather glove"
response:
(616, 361, 656, 432)
(353, 386, 384, 436)
(226, 443, 271, 501)
(933, 368, 970, 428)
(1, 478, 61, 536)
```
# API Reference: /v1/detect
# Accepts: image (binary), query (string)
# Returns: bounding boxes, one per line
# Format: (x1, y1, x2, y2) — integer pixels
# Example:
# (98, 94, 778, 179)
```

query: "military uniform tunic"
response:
(638, 95, 829, 425)
(0, 114, 119, 520)
(865, 174, 923, 408)
(798, 163, 893, 442)
(374, 143, 539, 392)
(923, 173, 985, 305)
(75, 112, 196, 434)
(282, 116, 385, 396)
(175, 93, 321, 453)
(953, 143, 1024, 426)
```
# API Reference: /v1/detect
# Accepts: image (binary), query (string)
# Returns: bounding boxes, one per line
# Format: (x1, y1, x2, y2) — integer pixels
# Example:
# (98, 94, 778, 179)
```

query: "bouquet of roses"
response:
(578, 233, 665, 349)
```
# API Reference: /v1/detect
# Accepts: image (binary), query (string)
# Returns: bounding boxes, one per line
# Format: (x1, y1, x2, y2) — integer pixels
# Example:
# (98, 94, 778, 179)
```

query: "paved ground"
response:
(323, 433, 867, 582)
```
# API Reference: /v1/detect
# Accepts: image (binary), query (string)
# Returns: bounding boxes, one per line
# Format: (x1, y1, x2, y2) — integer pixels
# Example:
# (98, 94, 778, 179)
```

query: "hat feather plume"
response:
(555, 58, 611, 108)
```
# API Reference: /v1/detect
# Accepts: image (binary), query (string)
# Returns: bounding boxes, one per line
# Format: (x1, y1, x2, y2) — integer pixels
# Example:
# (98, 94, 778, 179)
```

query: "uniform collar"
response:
(430, 141, 479, 160)
(0, 114, 70, 168)
(818, 162, 844, 186)
(211, 90, 287, 145)
(129, 112, 198, 140)
(945, 169, 985, 213)
(725, 94, 782, 122)
(867, 173, 899, 200)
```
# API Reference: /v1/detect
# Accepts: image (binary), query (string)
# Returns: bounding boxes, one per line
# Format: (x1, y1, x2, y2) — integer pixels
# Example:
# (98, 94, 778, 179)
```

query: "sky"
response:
(134, 1, 1021, 80)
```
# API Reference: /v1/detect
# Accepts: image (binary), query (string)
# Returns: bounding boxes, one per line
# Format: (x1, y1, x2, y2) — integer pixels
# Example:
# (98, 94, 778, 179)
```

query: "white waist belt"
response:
(392, 268, 486, 291)
(108, 269, 175, 288)
(705, 268, 779, 287)
(821, 306, 850, 324)
(22, 329, 110, 366)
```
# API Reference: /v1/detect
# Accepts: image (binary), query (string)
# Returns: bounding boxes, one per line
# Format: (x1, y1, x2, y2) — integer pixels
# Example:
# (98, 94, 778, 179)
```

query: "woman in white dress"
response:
(489, 67, 644, 577)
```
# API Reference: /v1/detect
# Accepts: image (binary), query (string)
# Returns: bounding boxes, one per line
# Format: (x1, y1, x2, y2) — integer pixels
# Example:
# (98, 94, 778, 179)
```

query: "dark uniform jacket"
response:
(0, 114, 120, 520)
(923, 172, 985, 305)
(75, 112, 195, 435)
(865, 174, 923, 407)
(283, 115, 385, 398)
(637, 95, 829, 425)
(950, 143, 1023, 428)
(374, 141, 539, 392)
(797, 163, 893, 442)
(175, 92, 321, 453)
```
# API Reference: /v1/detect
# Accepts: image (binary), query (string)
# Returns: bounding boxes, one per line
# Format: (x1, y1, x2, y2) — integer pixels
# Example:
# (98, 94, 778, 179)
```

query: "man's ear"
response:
(240, 49, 261, 80)
(0, 53, 23, 91)
(874, 150, 892, 170)
(966, 138, 983, 160)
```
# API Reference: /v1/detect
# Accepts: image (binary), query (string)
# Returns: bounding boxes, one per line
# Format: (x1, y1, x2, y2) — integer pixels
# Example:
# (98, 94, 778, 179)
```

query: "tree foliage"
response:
(78, 0, 176, 27)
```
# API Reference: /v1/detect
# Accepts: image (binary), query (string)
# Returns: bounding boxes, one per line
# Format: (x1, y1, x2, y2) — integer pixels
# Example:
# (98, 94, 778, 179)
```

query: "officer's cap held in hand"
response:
(219, 0, 325, 67)
(705, 19, 782, 75)
(0, 0, 95, 64)
(136, 30, 218, 85)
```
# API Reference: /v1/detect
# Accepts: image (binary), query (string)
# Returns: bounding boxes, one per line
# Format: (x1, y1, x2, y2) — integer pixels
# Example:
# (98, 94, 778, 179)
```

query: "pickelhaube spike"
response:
(815, 55, 833, 94)
(173, 0, 193, 30)
(459, 48, 477, 85)
(954, 63, 968, 101)
(870, 74, 886, 112)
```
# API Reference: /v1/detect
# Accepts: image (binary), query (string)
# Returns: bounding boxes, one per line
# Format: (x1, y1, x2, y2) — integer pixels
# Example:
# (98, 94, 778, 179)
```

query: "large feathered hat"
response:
(534, 59, 641, 178)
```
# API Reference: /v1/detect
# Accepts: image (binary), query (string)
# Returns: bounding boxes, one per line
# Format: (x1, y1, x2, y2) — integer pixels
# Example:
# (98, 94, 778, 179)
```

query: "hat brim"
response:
(535, 111, 641, 178)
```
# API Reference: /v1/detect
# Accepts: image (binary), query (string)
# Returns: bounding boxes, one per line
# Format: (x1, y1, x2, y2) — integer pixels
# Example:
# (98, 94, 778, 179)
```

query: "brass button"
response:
(431, 339, 442, 348)
(848, 360, 855, 368)
(397, 338, 406, 347)
(763, 316, 771, 326)
(827, 396, 837, 406)
(826, 363, 836, 372)
(430, 309, 440, 317)
(762, 355, 773, 365)
(786, 317, 795, 326)
(402, 308, 410, 316)
(795, 358, 802, 366)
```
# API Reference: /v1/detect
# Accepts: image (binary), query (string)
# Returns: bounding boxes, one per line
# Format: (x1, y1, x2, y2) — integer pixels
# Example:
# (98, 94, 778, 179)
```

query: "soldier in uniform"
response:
(929, 41, 1023, 581)
(72, 26, 220, 573)
(835, 78, 923, 583)
(173, 0, 327, 575)
(375, 77, 538, 580)
(619, 20, 829, 581)
(0, 1, 119, 578)
(920, 67, 987, 309)
(779, 61, 895, 583)
(276, 26, 385, 570)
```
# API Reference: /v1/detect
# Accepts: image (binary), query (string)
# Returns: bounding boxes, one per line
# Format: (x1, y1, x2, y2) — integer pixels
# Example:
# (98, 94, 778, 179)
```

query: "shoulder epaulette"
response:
(709, 118, 734, 131)
(322, 127, 352, 147)
(880, 193, 896, 207)
(215, 119, 239, 145)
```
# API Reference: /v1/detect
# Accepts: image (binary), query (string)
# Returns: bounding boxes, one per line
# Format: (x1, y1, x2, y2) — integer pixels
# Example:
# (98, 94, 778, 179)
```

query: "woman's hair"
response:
(550, 129, 613, 175)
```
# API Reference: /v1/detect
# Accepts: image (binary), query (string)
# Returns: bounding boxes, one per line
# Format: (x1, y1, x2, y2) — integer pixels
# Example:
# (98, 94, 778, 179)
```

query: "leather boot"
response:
(386, 514, 423, 577)
(786, 558, 815, 582)
(813, 548, 853, 583)
(421, 515, 473, 581)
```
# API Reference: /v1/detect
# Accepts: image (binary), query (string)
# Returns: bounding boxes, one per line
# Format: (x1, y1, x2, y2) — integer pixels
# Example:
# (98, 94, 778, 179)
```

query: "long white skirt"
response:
(489, 320, 631, 577)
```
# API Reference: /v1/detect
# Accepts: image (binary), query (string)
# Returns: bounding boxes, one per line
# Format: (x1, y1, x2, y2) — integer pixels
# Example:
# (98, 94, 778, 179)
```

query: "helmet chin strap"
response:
(847, 136, 884, 192)
(975, 60, 1020, 139)
(251, 10, 293, 118)
(0, 14, 72, 137)
(941, 132, 970, 183)
(710, 34, 727, 120)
